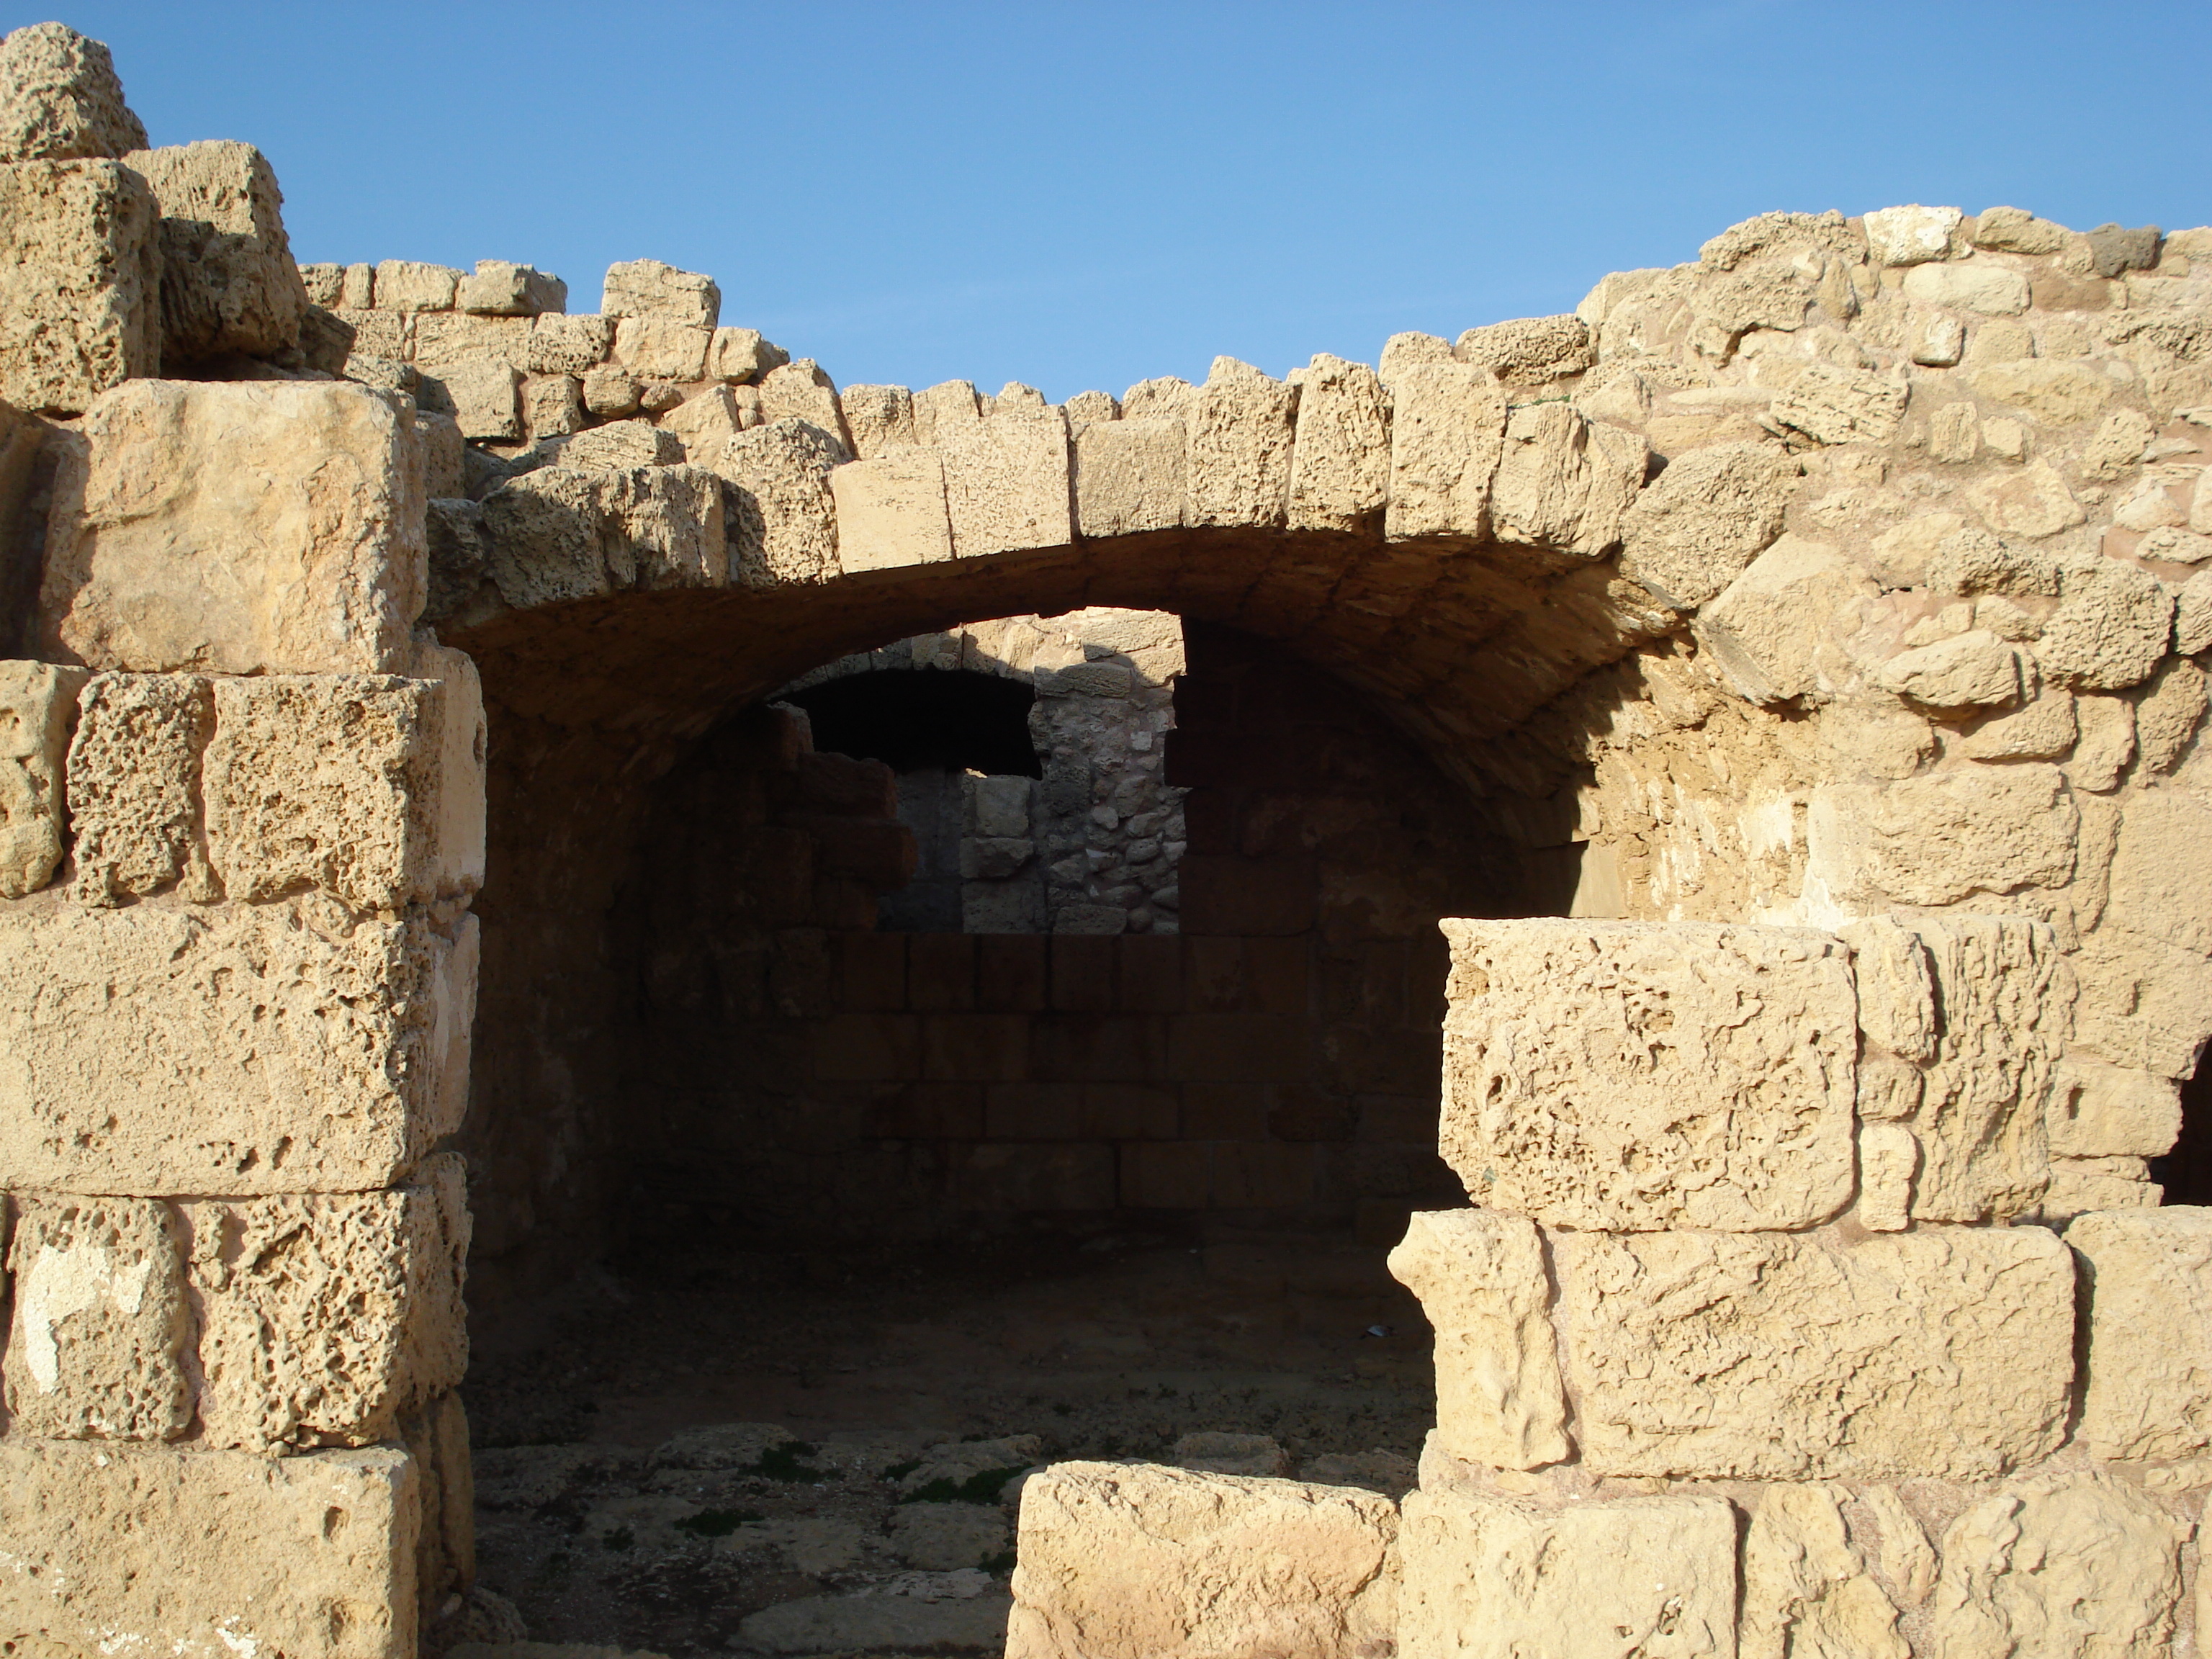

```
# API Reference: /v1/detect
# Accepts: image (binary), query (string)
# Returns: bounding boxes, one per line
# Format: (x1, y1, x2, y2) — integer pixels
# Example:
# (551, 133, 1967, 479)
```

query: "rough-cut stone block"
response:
(658, 382, 742, 459)
(707, 324, 782, 384)
(1187, 357, 1295, 529)
(187, 1153, 469, 1452)
(0, 659, 88, 898)
(1398, 1485, 1737, 1659)
(837, 382, 914, 458)
(830, 451, 952, 572)
(0, 23, 146, 162)
(480, 463, 726, 606)
(759, 360, 851, 452)
(612, 315, 711, 380)
(0, 898, 478, 1193)
(938, 406, 1071, 557)
(0, 1439, 419, 1659)
(41, 379, 426, 674)
(1006, 1462, 1395, 1659)
(1383, 360, 1506, 541)
(1073, 417, 1184, 537)
(1385, 1210, 1565, 1468)
(554, 417, 683, 471)
(64, 670, 211, 904)
(1438, 918, 1856, 1231)
(1771, 362, 1911, 444)
(1929, 1473, 2186, 1658)
(601, 258, 719, 327)
(409, 311, 530, 373)
(2105, 788, 2212, 960)
(433, 356, 520, 441)
(1741, 1482, 1909, 1659)
(125, 140, 306, 363)
(526, 313, 612, 375)
(1489, 402, 1647, 556)
(0, 158, 159, 414)
(1454, 314, 1595, 386)
(204, 670, 485, 912)
(2050, 1057, 2181, 1158)
(712, 418, 842, 585)
(2071, 1207, 2212, 1462)
(3, 1192, 191, 1439)
(455, 259, 565, 316)
(1617, 440, 1800, 606)
(1696, 534, 1878, 705)
(2037, 555, 2172, 690)
(1552, 1224, 2074, 1480)
(1286, 354, 1388, 533)
(373, 260, 459, 312)
(1808, 766, 2078, 909)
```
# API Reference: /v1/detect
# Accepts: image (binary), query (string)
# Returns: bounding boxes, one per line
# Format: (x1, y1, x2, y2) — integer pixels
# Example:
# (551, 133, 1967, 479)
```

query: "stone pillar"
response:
(1, 377, 481, 1659)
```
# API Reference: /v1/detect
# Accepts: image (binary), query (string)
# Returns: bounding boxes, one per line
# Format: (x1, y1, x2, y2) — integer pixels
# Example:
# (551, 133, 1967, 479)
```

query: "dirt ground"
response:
(457, 1223, 1436, 1658)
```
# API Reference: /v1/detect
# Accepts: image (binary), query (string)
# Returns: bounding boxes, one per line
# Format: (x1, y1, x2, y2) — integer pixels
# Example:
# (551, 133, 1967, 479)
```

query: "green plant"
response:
(881, 1459, 922, 1483)
(673, 1508, 763, 1538)
(742, 1440, 825, 1481)
(898, 1465, 1026, 1506)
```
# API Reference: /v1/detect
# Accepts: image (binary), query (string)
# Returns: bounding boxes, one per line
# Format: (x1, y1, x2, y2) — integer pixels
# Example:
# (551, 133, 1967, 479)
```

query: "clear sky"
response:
(21, 2, 2212, 402)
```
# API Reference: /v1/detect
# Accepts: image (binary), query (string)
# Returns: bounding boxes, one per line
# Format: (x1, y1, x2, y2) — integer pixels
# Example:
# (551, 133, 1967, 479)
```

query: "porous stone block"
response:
(2071, 1206, 2212, 1462)
(2103, 786, 2212, 961)
(0, 659, 88, 898)
(1771, 363, 1910, 446)
(2049, 1057, 2181, 1158)
(41, 379, 426, 674)
(0, 157, 159, 413)
(0, 898, 478, 1194)
(1398, 1485, 1736, 1659)
(1385, 1210, 1566, 1468)
(0, 1439, 420, 1659)
(1286, 353, 1389, 533)
(455, 259, 565, 316)
(1073, 417, 1184, 537)
(554, 417, 684, 471)
(0, 22, 146, 161)
(1617, 440, 1799, 605)
(1741, 1482, 1909, 1659)
(1550, 1223, 2074, 1480)
(758, 360, 850, 451)
(938, 406, 1072, 557)
(203, 668, 486, 912)
(1186, 357, 1296, 529)
(481, 462, 725, 606)
(373, 260, 459, 312)
(125, 140, 306, 362)
(3, 1192, 191, 1439)
(1006, 1462, 1396, 1659)
(187, 1152, 469, 1452)
(707, 324, 783, 383)
(1382, 361, 1506, 541)
(1870, 629, 2032, 716)
(2037, 557, 2172, 690)
(601, 258, 719, 327)
(64, 670, 212, 903)
(1807, 765, 2077, 909)
(409, 311, 530, 373)
(1489, 401, 1647, 555)
(1453, 314, 1594, 386)
(432, 356, 521, 441)
(612, 315, 711, 380)
(837, 382, 914, 458)
(526, 313, 613, 375)
(658, 382, 743, 459)
(712, 418, 842, 585)
(830, 451, 952, 572)
(1437, 918, 1856, 1231)
(521, 372, 583, 439)
(1863, 203, 1960, 265)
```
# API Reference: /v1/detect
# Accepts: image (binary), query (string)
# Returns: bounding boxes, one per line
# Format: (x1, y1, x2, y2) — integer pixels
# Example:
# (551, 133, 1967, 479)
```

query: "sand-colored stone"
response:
(0, 1439, 419, 1659)
(1397, 1485, 1736, 1659)
(2049, 1056, 2181, 1158)
(2070, 1207, 2212, 1462)
(757, 360, 850, 452)
(528, 313, 613, 375)
(1740, 1482, 1909, 1659)
(1383, 360, 1506, 541)
(1551, 1223, 2074, 1480)
(1489, 401, 1646, 554)
(455, 258, 565, 317)
(936, 405, 1072, 557)
(601, 258, 718, 328)
(0, 157, 159, 413)
(63, 670, 211, 904)
(1454, 315, 1593, 386)
(2036, 554, 2173, 688)
(612, 315, 710, 381)
(1286, 353, 1389, 532)
(555, 417, 684, 471)
(1074, 417, 1184, 537)
(125, 140, 305, 362)
(1437, 918, 1856, 1231)
(0, 659, 88, 898)
(1771, 363, 1910, 446)
(41, 379, 426, 673)
(658, 382, 743, 459)
(482, 462, 725, 605)
(0, 897, 477, 1193)
(1870, 629, 2031, 715)
(830, 451, 953, 572)
(1696, 534, 1879, 704)
(1617, 439, 1799, 605)
(1007, 1462, 1396, 1659)
(712, 418, 843, 585)
(0, 23, 145, 162)
(1808, 767, 2078, 908)
(1186, 358, 1296, 529)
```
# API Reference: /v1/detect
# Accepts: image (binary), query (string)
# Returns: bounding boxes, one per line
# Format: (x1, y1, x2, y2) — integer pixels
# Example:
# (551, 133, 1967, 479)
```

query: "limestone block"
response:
(1869, 629, 2031, 715)
(1283, 354, 1388, 533)
(2136, 651, 2212, 768)
(1974, 206, 2070, 254)
(1006, 1462, 1396, 1659)
(2070, 1207, 2212, 1462)
(1398, 1485, 1736, 1659)
(707, 325, 783, 383)
(1073, 417, 1184, 537)
(838, 383, 915, 458)
(937, 405, 1073, 557)
(0, 1439, 419, 1659)
(434, 356, 521, 442)
(1807, 765, 2077, 909)
(1960, 688, 2077, 760)
(65, 670, 211, 904)
(759, 360, 851, 453)
(2035, 557, 2176, 692)
(1969, 459, 2087, 539)
(1385, 1210, 1567, 1467)
(0, 898, 477, 1193)
(1438, 918, 1856, 1230)
(1186, 357, 1296, 529)
(526, 313, 613, 375)
(2175, 567, 2212, 654)
(455, 259, 565, 316)
(41, 379, 426, 675)
(2105, 786, 2212, 958)
(1452, 314, 1594, 386)
(374, 260, 460, 312)
(1695, 534, 1878, 704)
(1617, 440, 1800, 605)
(3, 1192, 191, 1439)
(521, 372, 583, 439)
(2072, 924, 2212, 1080)
(1864, 203, 1961, 265)
(658, 382, 744, 459)
(1382, 361, 1506, 542)
(124, 140, 305, 364)
(1489, 401, 1646, 554)
(2044, 1156, 2161, 1221)
(1838, 915, 1936, 1062)
(612, 315, 711, 381)
(914, 377, 984, 444)
(1928, 1472, 2186, 1658)
(1741, 1482, 1908, 1659)
(1900, 259, 2030, 315)
(409, 311, 531, 373)
(601, 258, 719, 327)
(580, 367, 640, 417)
(1771, 362, 1910, 445)
(0, 158, 160, 414)
(1555, 1224, 2073, 1480)
(187, 1153, 468, 1452)
(712, 418, 843, 585)
(830, 451, 951, 572)
(0, 23, 146, 161)
(1856, 1123, 1917, 1231)
(203, 670, 484, 912)
(0, 660, 88, 897)
(555, 418, 684, 472)
(1971, 357, 2113, 426)
(2051, 1057, 2182, 1158)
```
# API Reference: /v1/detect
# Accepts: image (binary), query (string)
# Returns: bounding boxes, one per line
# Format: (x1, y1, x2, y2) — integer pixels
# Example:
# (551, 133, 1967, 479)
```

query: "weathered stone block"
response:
(1552, 1223, 2074, 1480)
(1385, 1210, 1565, 1468)
(1741, 1482, 1909, 1659)
(1073, 418, 1184, 537)
(2050, 1057, 2181, 1158)
(0, 157, 159, 413)
(0, 1439, 419, 1659)
(1455, 314, 1594, 386)
(1771, 362, 1911, 444)
(758, 360, 850, 451)
(1489, 401, 1646, 555)
(830, 451, 951, 572)
(0, 23, 147, 163)
(707, 324, 783, 383)
(482, 463, 727, 605)
(711, 419, 842, 585)
(1617, 439, 1799, 606)
(1285, 354, 1388, 533)
(1383, 360, 1506, 541)
(1398, 1485, 1736, 1659)
(526, 312, 613, 375)
(0, 659, 88, 897)
(41, 379, 426, 673)
(1007, 1462, 1396, 1659)
(601, 258, 719, 327)
(455, 259, 565, 316)
(938, 406, 1072, 557)
(1437, 918, 1856, 1231)
(659, 382, 743, 459)
(409, 311, 530, 373)
(554, 417, 683, 472)
(3, 1192, 191, 1439)
(613, 315, 711, 380)
(125, 140, 306, 362)
(1807, 767, 2077, 909)
(1694, 534, 1879, 705)
(1187, 357, 1295, 529)
(431, 356, 521, 441)
(2071, 1206, 2212, 1462)
(0, 898, 478, 1193)
(65, 670, 212, 904)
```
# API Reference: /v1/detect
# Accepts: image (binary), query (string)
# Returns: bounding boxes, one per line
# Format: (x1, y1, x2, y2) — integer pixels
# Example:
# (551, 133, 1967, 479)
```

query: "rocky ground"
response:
(456, 1226, 1434, 1657)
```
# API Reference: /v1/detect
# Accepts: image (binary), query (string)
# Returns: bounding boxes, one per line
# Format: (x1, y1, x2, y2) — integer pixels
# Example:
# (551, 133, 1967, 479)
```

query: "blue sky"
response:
(24, 2, 2212, 401)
